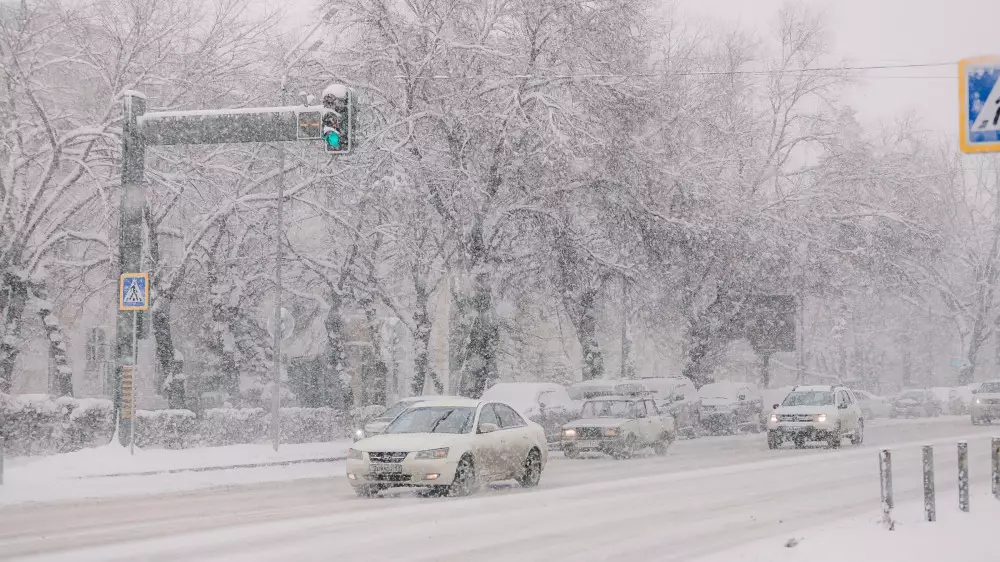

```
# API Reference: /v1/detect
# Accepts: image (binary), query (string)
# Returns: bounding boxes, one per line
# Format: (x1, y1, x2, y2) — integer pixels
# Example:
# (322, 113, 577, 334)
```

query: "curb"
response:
(76, 456, 346, 479)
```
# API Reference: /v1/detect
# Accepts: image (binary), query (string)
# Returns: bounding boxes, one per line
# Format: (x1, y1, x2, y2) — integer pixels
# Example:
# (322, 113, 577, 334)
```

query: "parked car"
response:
(891, 389, 943, 418)
(560, 395, 676, 459)
(480, 382, 578, 444)
(766, 385, 864, 449)
(347, 398, 549, 498)
(971, 380, 1000, 425)
(640, 376, 700, 437)
(853, 390, 892, 419)
(697, 382, 762, 435)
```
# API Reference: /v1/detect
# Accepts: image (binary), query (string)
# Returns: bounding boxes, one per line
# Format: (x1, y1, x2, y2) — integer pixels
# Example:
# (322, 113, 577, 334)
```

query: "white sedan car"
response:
(347, 398, 549, 497)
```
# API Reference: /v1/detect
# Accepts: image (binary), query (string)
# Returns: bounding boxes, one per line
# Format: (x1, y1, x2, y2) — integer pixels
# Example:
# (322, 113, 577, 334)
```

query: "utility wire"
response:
(396, 61, 958, 80)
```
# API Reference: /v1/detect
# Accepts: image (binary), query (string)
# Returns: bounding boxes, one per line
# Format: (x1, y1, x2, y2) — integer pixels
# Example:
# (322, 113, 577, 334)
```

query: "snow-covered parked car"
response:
(971, 380, 1000, 425)
(766, 385, 864, 449)
(347, 398, 549, 498)
(852, 390, 892, 419)
(352, 395, 465, 441)
(560, 395, 675, 459)
(481, 382, 578, 444)
(891, 389, 943, 418)
(641, 376, 700, 437)
(697, 382, 763, 435)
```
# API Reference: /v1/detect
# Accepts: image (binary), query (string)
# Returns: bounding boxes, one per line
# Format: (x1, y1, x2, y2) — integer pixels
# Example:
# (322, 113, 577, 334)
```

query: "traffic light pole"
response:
(271, 78, 288, 452)
(115, 92, 146, 445)
(115, 87, 353, 448)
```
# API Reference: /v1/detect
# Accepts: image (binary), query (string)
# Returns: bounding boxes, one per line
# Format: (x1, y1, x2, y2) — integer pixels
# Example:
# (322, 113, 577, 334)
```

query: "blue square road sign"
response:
(120, 273, 149, 311)
(960, 56, 1000, 153)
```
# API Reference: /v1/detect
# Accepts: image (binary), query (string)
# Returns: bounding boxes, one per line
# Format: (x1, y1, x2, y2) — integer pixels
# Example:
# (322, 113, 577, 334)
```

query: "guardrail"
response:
(879, 437, 1000, 530)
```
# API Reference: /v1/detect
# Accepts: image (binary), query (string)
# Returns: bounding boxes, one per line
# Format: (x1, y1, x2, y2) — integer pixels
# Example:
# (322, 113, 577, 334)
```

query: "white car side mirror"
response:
(478, 422, 500, 434)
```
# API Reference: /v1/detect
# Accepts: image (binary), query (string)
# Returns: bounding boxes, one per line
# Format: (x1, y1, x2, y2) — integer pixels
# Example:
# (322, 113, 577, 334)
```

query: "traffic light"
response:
(322, 84, 353, 154)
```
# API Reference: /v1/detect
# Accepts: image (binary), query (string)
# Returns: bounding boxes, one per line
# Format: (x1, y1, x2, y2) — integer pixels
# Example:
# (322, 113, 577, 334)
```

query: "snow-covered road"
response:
(2, 417, 997, 562)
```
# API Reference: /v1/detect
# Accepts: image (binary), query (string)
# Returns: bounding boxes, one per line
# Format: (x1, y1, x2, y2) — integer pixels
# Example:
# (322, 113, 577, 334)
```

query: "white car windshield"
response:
(900, 391, 924, 401)
(376, 400, 417, 421)
(980, 382, 1000, 393)
(581, 400, 634, 418)
(782, 391, 834, 407)
(384, 406, 474, 434)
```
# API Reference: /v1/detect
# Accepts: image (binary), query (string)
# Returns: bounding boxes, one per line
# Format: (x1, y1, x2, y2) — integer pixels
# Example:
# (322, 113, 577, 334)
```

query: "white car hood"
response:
(776, 405, 837, 416)
(564, 418, 628, 429)
(363, 420, 391, 434)
(355, 432, 466, 452)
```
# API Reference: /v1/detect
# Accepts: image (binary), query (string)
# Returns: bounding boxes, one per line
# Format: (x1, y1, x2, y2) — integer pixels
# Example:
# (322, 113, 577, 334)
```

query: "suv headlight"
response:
(415, 447, 449, 460)
(815, 414, 827, 423)
(769, 413, 779, 423)
(562, 428, 577, 439)
(353, 428, 366, 440)
(347, 448, 363, 460)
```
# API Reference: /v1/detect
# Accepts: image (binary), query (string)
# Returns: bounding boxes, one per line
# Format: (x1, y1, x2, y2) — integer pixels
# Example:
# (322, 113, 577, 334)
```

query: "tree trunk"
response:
(152, 305, 185, 408)
(756, 351, 772, 388)
(360, 293, 388, 406)
(578, 288, 605, 381)
(31, 281, 73, 396)
(0, 272, 28, 393)
(146, 210, 185, 408)
(458, 272, 499, 398)
(620, 279, 635, 379)
(899, 330, 912, 388)
(324, 291, 349, 410)
(411, 271, 442, 395)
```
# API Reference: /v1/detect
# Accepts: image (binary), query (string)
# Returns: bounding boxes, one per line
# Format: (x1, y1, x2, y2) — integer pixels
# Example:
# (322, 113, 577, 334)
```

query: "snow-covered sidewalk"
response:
(695, 495, 1000, 562)
(0, 439, 350, 506)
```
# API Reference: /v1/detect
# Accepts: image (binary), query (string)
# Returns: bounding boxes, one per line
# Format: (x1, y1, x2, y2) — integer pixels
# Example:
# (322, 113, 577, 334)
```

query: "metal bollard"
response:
(879, 449, 894, 529)
(922, 445, 936, 521)
(992, 437, 1000, 501)
(0, 437, 4, 486)
(958, 441, 970, 512)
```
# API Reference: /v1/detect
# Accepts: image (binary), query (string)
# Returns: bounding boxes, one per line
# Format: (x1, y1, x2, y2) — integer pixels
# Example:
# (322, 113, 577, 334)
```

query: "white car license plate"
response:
(575, 440, 600, 448)
(370, 463, 402, 474)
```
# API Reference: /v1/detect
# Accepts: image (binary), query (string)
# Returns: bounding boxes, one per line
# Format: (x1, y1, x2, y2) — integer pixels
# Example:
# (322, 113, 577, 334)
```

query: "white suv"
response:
(766, 385, 864, 449)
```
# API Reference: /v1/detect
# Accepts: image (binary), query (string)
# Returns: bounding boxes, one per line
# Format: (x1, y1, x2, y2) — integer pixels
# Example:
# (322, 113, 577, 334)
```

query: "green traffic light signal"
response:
(324, 130, 340, 148)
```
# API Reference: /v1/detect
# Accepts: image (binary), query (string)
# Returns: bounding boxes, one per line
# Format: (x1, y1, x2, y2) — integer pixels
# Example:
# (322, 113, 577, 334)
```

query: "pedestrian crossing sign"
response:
(959, 55, 1000, 153)
(119, 273, 149, 311)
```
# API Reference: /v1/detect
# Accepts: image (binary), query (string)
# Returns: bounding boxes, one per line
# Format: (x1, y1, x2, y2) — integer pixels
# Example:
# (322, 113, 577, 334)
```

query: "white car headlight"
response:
(815, 414, 827, 423)
(415, 447, 449, 460)
(975, 398, 982, 404)
(562, 428, 577, 439)
(354, 428, 366, 440)
(347, 448, 363, 460)
(769, 413, 779, 423)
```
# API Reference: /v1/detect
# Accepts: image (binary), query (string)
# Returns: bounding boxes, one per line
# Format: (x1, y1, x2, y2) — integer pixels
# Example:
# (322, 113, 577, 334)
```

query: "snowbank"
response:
(1, 439, 351, 506)
(696, 495, 1000, 562)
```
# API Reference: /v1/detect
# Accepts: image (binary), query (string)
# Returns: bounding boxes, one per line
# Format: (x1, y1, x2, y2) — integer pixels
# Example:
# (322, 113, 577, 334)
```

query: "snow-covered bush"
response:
(1, 393, 350, 455)
(0, 393, 113, 455)
(134, 409, 197, 449)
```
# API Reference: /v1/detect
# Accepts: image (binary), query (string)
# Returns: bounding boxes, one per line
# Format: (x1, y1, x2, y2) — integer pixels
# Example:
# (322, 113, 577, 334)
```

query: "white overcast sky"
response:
(675, 0, 999, 141)
(275, 0, 996, 140)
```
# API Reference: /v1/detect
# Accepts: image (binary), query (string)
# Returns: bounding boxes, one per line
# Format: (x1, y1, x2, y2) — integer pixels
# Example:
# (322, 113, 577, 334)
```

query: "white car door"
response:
(644, 399, 664, 443)
(634, 400, 655, 445)
(494, 403, 533, 474)
(473, 404, 507, 480)
(836, 390, 856, 432)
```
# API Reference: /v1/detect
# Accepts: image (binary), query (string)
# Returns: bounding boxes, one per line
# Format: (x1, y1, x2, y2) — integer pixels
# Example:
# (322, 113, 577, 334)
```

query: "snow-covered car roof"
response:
(582, 395, 644, 402)
(409, 397, 483, 408)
